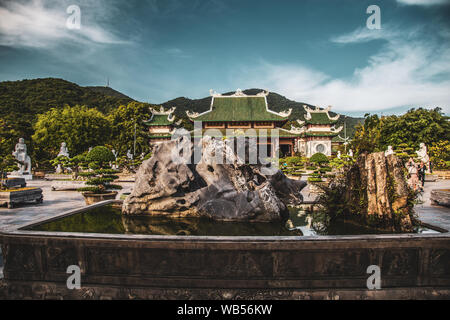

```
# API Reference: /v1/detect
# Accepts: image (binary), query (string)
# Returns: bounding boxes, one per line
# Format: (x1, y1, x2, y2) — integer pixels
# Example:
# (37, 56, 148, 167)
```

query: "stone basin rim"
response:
(2, 200, 447, 242)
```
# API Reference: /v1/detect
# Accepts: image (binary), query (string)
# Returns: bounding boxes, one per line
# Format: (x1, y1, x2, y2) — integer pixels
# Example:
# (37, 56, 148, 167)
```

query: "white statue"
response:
(348, 149, 353, 157)
(12, 138, 32, 174)
(111, 149, 119, 169)
(385, 145, 394, 157)
(55, 142, 70, 174)
(127, 150, 134, 160)
(57, 142, 70, 158)
(337, 151, 341, 159)
(416, 143, 430, 163)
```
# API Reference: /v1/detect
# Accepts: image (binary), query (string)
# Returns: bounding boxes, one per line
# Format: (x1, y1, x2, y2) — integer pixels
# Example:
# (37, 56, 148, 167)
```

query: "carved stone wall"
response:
(0, 232, 449, 299)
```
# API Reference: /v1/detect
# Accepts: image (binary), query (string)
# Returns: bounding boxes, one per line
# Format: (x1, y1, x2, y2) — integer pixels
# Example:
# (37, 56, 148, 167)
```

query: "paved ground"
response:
(0, 178, 449, 279)
(415, 179, 450, 231)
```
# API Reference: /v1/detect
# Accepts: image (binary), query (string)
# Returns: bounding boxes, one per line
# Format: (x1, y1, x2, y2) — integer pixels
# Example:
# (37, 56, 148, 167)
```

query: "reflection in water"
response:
(25, 204, 438, 236)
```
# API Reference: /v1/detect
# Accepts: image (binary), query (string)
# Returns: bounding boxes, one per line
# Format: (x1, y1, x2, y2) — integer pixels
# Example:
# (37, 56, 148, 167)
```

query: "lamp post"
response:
(133, 119, 137, 157)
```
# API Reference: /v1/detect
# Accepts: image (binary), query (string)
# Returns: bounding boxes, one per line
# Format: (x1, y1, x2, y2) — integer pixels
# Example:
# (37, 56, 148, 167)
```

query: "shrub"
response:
(310, 152, 329, 165)
(85, 146, 115, 167)
(77, 147, 121, 194)
(285, 156, 303, 167)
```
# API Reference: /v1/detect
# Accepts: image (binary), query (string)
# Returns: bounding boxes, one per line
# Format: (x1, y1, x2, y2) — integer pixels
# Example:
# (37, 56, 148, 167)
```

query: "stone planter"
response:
(1, 178, 26, 189)
(51, 180, 87, 191)
(431, 189, 450, 207)
(0, 188, 43, 208)
(44, 174, 73, 181)
(425, 174, 438, 182)
(82, 191, 118, 205)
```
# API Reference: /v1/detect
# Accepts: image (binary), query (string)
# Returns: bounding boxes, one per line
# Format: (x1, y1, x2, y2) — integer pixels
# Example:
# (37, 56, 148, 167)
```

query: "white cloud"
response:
(235, 26, 450, 114)
(396, 0, 450, 6)
(0, 0, 126, 48)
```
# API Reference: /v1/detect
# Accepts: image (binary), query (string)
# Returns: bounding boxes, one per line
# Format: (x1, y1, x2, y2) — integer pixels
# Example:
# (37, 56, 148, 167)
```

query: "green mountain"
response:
(0, 78, 362, 158)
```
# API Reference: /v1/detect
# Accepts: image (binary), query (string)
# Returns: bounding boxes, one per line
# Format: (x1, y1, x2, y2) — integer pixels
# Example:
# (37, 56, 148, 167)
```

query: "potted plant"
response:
(77, 146, 122, 205)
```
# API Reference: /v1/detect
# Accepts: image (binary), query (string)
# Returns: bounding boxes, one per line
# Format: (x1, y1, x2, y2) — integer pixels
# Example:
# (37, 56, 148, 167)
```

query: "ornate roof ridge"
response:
(303, 105, 340, 123)
(147, 106, 176, 123)
(210, 88, 270, 98)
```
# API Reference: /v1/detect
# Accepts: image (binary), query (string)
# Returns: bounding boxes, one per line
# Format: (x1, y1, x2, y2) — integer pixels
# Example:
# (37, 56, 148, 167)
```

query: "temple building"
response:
(145, 89, 344, 158)
(186, 89, 298, 157)
(144, 106, 179, 144)
(294, 106, 343, 157)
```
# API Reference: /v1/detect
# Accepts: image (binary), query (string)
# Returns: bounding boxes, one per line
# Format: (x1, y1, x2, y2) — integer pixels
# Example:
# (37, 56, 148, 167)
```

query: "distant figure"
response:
(337, 151, 341, 159)
(416, 143, 430, 172)
(385, 146, 394, 157)
(12, 138, 32, 174)
(406, 158, 419, 191)
(348, 149, 353, 157)
(418, 161, 427, 190)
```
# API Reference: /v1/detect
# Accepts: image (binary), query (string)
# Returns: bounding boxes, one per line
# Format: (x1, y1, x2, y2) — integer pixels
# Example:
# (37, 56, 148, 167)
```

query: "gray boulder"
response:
(122, 136, 306, 222)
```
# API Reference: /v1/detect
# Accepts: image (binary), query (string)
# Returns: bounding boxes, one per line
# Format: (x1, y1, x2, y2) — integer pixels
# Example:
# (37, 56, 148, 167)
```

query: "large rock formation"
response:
(122, 136, 306, 222)
(345, 152, 414, 232)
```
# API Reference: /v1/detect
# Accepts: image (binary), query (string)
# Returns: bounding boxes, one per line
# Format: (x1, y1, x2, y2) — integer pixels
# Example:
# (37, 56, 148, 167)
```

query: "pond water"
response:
(24, 205, 439, 237)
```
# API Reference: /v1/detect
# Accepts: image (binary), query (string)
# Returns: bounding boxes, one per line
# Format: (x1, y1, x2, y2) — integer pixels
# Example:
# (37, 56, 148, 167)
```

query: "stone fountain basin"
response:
(0, 200, 449, 300)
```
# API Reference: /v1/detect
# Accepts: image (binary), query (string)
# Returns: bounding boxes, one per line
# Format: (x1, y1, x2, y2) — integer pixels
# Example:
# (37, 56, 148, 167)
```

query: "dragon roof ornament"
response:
(303, 105, 340, 122)
(289, 125, 306, 134)
(149, 106, 176, 116)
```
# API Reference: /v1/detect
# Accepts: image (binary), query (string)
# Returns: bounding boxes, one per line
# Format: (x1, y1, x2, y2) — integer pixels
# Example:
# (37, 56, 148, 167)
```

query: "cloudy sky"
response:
(0, 0, 449, 116)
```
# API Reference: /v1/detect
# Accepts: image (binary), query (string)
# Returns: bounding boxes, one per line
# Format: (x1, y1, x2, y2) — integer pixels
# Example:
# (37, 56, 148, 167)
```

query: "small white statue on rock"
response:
(348, 149, 353, 157)
(385, 145, 394, 157)
(127, 150, 134, 160)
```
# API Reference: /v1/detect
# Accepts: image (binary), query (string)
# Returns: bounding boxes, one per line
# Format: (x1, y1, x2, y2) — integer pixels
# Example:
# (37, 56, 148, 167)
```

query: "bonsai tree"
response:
(0, 155, 19, 190)
(77, 146, 122, 194)
(310, 152, 329, 167)
(50, 155, 70, 174)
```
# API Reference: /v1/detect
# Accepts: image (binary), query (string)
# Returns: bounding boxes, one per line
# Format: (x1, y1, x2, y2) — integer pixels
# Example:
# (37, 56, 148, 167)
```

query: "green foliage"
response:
(108, 102, 152, 156)
(429, 140, 450, 169)
(32, 105, 111, 165)
(309, 152, 329, 165)
(76, 147, 121, 193)
(0, 154, 19, 186)
(351, 108, 450, 156)
(0, 119, 20, 161)
(86, 146, 115, 166)
(0, 78, 133, 162)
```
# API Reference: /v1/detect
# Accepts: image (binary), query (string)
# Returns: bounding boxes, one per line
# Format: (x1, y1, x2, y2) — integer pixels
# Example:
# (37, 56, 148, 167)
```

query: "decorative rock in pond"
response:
(122, 136, 306, 221)
(345, 152, 414, 232)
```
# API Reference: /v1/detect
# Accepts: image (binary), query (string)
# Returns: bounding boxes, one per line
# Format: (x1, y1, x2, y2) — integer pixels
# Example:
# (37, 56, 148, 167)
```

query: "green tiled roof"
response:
(192, 97, 288, 122)
(304, 112, 338, 125)
(144, 114, 173, 126)
(305, 131, 339, 137)
(192, 128, 302, 138)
